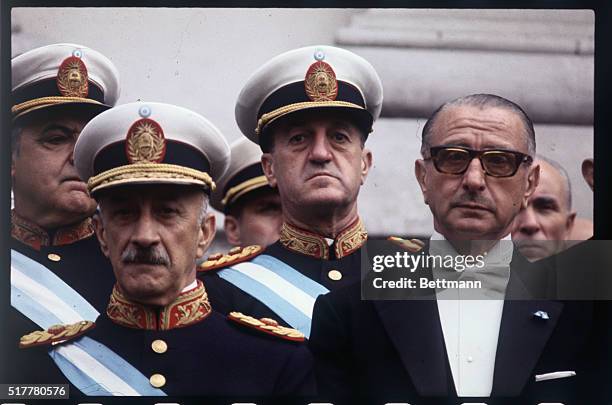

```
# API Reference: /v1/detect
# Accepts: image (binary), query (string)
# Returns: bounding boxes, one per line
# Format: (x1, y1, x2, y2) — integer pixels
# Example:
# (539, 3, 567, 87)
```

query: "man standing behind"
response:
(200, 45, 383, 338)
(7, 43, 119, 385)
(310, 94, 596, 403)
(512, 156, 576, 261)
(211, 137, 282, 247)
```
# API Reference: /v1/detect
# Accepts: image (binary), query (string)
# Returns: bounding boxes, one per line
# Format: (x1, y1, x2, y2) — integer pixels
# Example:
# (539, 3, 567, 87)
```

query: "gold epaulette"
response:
(228, 311, 305, 342)
(388, 236, 425, 253)
(19, 320, 95, 349)
(198, 245, 263, 272)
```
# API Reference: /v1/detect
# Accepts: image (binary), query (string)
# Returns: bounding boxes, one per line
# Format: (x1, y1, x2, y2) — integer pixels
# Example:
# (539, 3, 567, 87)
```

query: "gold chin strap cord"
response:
(87, 163, 216, 194)
(12, 96, 103, 119)
(255, 100, 365, 136)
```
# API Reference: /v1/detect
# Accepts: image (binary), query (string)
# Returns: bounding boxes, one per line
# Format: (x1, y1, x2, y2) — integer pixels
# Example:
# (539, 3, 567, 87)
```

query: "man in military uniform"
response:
(309, 94, 598, 403)
(7, 43, 120, 384)
(211, 137, 282, 247)
(21, 101, 311, 397)
(199, 45, 383, 338)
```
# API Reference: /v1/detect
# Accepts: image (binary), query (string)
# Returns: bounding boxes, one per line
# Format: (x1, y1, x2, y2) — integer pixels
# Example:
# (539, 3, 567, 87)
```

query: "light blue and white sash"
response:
(218, 254, 329, 338)
(10, 249, 165, 396)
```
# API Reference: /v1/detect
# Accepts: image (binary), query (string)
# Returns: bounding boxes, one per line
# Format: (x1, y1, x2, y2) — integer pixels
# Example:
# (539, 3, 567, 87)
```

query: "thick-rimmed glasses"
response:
(425, 146, 533, 177)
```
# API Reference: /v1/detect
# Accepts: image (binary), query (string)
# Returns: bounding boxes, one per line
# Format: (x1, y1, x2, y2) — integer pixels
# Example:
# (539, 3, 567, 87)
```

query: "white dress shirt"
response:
(430, 231, 513, 397)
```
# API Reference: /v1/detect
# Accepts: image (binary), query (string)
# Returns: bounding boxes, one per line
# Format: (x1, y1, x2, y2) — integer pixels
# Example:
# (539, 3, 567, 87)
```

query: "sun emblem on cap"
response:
(125, 118, 166, 164)
(305, 60, 338, 102)
(57, 56, 89, 98)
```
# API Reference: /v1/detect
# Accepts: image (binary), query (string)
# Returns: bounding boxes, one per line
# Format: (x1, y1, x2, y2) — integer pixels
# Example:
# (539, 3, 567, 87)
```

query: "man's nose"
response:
(461, 157, 486, 192)
(131, 211, 161, 247)
(516, 206, 541, 237)
(308, 131, 333, 164)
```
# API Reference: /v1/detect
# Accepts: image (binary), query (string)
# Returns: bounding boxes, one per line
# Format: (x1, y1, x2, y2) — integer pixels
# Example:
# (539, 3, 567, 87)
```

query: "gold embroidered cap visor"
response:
(235, 45, 383, 145)
(12, 43, 120, 121)
(74, 102, 230, 197)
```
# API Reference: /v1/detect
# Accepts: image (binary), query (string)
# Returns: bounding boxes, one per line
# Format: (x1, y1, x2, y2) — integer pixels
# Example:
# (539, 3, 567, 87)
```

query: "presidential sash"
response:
(11, 249, 166, 396)
(218, 254, 330, 338)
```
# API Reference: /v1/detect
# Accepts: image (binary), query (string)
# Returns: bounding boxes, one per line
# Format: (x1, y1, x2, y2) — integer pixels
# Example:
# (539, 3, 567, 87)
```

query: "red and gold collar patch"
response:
(57, 56, 89, 98)
(305, 58, 338, 102)
(107, 280, 212, 330)
(11, 211, 95, 251)
(279, 218, 368, 260)
(125, 118, 166, 164)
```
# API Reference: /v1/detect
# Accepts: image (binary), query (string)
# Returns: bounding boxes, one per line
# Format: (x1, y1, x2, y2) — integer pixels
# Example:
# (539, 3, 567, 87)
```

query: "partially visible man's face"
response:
(225, 188, 282, 247)
(261, 110, 372, 214)
(415, 105, 539, 241)
(12, 110, 97, 228)
(512, 159, 575, 261)
(94, 185, 215, 306)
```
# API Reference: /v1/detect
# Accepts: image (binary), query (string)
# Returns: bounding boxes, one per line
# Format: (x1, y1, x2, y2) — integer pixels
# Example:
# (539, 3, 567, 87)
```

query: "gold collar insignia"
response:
(11, 211, 95, 251)
(279, 218, 367, 260)
(107, 280, 212, 330)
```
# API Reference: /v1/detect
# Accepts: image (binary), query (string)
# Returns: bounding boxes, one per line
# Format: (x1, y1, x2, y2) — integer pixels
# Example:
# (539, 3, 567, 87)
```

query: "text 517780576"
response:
(1, 384, 68, 399)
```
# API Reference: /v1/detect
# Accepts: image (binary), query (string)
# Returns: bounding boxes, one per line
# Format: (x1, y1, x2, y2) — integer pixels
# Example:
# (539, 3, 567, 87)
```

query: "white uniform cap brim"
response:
(211, 137, 265, 211)
(74, 102, 230, 185)
(235, 45, 383, 143)
(12, 43, 120, 106)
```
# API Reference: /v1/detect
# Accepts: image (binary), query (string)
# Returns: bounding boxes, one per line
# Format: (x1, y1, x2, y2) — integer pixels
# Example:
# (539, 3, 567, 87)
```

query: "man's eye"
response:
(160, 207, 178, 216)
(288, 134, 306, 144)
(332, 132, 349, 142)
(44, 135, 69, 145)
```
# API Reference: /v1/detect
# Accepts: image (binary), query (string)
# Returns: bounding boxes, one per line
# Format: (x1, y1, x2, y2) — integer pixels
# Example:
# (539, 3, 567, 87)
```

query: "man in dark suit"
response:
(309, 94, 598, 404)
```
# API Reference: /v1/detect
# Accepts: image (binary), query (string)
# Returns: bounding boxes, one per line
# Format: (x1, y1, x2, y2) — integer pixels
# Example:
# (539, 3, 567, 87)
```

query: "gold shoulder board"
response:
(20, 320, 95, 349)
(198, 245, 263, 272)
(227, 311, 305, 342)
(388, 236, 425, 253)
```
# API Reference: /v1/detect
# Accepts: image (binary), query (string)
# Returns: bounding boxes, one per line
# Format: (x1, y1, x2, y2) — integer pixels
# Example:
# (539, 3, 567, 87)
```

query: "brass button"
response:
(328, 269, 342, 281)
(151, 339, 168, 354)
(149, 373, 166, 388)
(47, 253, 61, 262)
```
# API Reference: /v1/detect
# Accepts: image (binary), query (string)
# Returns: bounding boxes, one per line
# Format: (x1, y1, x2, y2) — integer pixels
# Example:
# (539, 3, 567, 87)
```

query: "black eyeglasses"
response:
(425, 146, 533, 177)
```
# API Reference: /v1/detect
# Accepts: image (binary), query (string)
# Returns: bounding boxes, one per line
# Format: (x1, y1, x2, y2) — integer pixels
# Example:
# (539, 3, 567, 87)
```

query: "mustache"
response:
(450, 193, 495, 210)
(121, 246, 170, 266)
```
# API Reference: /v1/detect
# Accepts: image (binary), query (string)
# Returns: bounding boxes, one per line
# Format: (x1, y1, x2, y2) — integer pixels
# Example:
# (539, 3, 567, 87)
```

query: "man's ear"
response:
(566, 211, 577, 236)
(522, 163, 540, 209)
(224, 215, 242, 246)
(582, 158, 594, 191)
(92, 212, 110, 258)
(196, 213, 216, 259)
(360, 148, 373, 185)
(414, 159, 429, 205)
(261, 154, 277, 188)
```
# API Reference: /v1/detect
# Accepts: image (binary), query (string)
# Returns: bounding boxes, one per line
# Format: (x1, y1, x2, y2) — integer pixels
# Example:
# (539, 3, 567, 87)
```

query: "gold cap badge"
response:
(304, 51, 338, 102)
(56, 55, 89, 98)
(125, 118, 167, 164)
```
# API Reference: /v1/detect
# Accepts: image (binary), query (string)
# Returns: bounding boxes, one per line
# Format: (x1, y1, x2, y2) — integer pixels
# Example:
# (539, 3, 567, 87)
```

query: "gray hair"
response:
(536, 155, 572, 210)
(421, 94, 536, 157)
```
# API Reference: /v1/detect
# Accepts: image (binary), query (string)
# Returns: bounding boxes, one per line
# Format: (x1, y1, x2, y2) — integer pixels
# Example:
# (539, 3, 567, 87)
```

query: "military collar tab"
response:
(107, 280, 212, 330)
(279, 218, 367, 260)
(11, 210, 95, 251)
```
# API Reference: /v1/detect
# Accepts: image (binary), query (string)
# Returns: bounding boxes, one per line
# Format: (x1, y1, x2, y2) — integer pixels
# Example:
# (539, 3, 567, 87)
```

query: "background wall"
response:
(12, 8, 594, 245)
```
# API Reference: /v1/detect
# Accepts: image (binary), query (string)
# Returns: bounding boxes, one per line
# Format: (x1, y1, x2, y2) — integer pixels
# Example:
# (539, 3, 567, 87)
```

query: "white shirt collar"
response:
(181, 279, 198, 293)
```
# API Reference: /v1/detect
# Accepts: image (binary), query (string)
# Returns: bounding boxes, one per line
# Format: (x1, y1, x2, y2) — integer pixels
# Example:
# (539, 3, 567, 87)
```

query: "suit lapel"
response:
(374, 299, 453, 396)
(492, 299, 563, 396)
